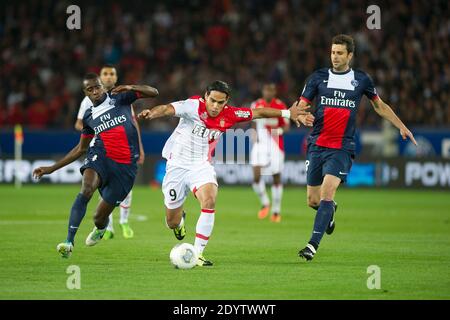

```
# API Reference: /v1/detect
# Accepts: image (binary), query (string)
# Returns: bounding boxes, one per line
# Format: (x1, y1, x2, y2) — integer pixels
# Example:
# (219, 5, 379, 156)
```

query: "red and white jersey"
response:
(250, 98, 287, 152)
(162, 96, 253, 168)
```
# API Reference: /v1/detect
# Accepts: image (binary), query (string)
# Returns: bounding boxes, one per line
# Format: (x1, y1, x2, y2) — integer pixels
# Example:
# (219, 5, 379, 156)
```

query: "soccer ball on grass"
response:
(170, 243, 198, 269)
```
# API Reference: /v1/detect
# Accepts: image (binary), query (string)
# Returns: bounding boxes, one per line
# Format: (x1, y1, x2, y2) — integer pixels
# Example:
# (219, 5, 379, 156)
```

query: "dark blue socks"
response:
(67, 193, 90, 244)
(309, 200, 335, 248)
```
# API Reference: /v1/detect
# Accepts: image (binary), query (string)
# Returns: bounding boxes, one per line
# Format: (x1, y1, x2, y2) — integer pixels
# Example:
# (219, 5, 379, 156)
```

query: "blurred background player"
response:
(295, 34, 417, 261)
(138, 80, 307, 266)
(74, 65, 145, 240)
(250, 83, 290, 223)
(33, 74, 158, 258)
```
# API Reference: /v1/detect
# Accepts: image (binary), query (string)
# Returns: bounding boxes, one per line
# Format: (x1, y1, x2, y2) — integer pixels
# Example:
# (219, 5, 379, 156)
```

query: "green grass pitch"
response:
(0, 185, 449, 299)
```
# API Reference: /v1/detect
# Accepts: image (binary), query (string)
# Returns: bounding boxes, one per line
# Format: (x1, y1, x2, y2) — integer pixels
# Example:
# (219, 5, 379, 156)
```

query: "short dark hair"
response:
(83, 73, 99, 82)
(332, 34, 355, 53)
(101, 64, 116, 71)
(206, 80, 231, 98)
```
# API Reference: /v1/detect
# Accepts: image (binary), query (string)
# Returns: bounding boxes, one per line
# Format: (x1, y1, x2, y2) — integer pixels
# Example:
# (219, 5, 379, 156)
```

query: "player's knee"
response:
(253, 169, 261, 183)
(200, 196, 216, 210)
(80, 185, 95, 199)
(273, 174, 281, 185)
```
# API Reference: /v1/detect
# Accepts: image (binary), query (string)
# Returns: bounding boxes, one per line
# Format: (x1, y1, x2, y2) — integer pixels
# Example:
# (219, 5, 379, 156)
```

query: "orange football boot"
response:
(270, 213, 281, 223)
(258, 206, 270, 219)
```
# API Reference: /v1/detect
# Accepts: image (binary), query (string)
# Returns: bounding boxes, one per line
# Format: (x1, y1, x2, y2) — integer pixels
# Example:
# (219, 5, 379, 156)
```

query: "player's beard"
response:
(333, 61, 347, 71)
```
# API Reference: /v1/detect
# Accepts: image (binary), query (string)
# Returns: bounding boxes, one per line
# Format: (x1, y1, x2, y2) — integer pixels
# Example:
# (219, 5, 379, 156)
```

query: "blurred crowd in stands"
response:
(1, 0, 448, 130)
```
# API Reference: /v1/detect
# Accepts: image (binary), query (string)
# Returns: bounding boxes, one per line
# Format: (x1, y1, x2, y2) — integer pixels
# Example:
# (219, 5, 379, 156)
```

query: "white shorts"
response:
(250, 141, 285, 175)
(162, 162, 218, 209)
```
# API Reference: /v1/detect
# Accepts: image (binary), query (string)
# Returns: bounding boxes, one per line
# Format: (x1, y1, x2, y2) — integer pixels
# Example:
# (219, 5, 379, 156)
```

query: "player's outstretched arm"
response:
(111, 85, 159, 98)
(138, 104, 175, 121)
(252, 103, 310, 122)
(32, 135, 93, 180)
(370, 98, 417, 146)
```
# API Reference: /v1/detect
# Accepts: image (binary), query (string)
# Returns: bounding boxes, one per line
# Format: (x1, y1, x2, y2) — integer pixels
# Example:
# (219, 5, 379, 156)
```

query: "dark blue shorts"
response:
(80, 150, 137, 206)
(306, 145, 354, 186)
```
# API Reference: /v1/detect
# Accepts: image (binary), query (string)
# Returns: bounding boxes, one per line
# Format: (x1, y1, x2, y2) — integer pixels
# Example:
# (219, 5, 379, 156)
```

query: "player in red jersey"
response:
(138, 80, 309, 266)
(250, 83, 290, 223)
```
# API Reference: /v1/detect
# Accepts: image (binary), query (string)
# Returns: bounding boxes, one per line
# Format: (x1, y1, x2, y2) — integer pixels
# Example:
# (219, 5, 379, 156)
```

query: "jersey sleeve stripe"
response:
(370, 95, 380, 101)
(81, 134, 94, 139)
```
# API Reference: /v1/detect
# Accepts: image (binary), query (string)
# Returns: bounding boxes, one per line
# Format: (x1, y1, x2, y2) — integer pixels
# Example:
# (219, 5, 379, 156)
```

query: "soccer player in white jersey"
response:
(250, 83, 290, 223)
(74, 65, 144, 239)
(138, 81, 308, 266)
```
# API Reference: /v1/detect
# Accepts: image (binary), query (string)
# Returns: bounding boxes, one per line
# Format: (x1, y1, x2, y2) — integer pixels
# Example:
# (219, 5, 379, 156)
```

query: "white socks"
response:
(252, 180, 270, 207)
(106, 190, 133, 232)
(120, 191, 132, 224)
(252, 180, 283, 214)
(194, 209, 215, 255)
(271, 184, 283, 214)
(107, 214, 114, 231)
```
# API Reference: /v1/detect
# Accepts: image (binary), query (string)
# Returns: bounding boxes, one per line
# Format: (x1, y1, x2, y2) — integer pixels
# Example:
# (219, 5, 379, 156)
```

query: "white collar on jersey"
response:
(327, 68, 356, 91)
(91, 93, 116, 120)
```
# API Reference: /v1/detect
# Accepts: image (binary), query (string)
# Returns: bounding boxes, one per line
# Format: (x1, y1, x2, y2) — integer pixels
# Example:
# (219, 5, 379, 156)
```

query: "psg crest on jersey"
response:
(109, 98, 116, 105)
(351, 79, 359, 87)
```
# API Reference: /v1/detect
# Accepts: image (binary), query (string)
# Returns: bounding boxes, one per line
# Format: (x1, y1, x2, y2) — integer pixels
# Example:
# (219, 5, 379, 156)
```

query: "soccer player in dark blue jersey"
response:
(75, 65, 145, 240)
(294, 34, 417, 261)
(33, 74, 158, 258)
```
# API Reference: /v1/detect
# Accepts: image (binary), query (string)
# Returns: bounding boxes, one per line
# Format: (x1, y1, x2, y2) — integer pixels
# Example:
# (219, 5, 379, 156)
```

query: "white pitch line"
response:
(130, 214, 148, 221)
(0, 214, 149, 225)
(0, 220, 66, 225)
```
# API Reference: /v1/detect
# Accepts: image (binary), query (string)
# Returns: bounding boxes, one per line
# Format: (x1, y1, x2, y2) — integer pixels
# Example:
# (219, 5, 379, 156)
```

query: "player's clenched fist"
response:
(32, 166, 53, 180)
(138, 109, 152, 120)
